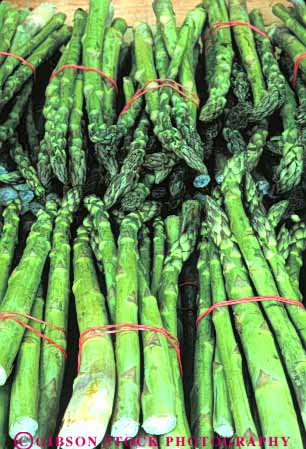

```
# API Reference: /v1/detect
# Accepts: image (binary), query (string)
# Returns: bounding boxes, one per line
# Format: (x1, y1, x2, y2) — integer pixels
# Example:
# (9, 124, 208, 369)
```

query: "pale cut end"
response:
(111, 418, 139, 439)
(58, 423, 105, 449)
(142, 415, 176, 435)
(193, 174, 211, 189)
(9, 417, 38, 440)
(214, 422, 234, 438)
(0, 367, 8, 386)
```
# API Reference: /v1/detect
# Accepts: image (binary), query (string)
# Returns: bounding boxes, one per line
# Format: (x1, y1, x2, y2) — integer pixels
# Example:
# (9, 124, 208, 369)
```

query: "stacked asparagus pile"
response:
(0, 0, 305, 448)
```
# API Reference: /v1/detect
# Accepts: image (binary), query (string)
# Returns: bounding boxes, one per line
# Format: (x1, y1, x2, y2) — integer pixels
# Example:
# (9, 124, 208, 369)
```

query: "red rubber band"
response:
(0, 51, 36, 73)
(0, 311, 67, 358)
(204, 20, 269, 42)
(119, 78, 200, 116)
(50, 64, 118, 93)
(78, 322, 182, 375)
(179, 281, 198, 288)
(292, 53, 306, 87)
(196, 295, 304, 326)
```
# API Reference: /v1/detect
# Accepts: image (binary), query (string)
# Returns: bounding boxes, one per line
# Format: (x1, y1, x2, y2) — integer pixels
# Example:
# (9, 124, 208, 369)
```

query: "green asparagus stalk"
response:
(220, 153, 306, 426)
(159, 201, 200, 449)
(208, 240, 257, 439)
(0, 3, 11, 29)
(0, 81, 32, 147)
(213, 348, 234, 438)
(288, 0, 306, 25)
(49, 9, 87, 184)
(9, 288, 44, 437)
(36, 188, 80, 444)
(0, 383, 10, 448)
(26, 98, 40, 165)
(287, 221, 306, 291)
(267, 200, 289, 228)
(0, 200, 20, 303)
(0, 197, 58, 385)
(0, 8, 20, 67)
(277, 224, 291, 262)
(190, 224, 214, 444)
(273, 3, 306, 46)
(206, 196, 303, 446)
(151, 218, 166, 296)
(82, 0, 111, 143)
(200, 0, 234, 122)
(10, 138, 45, 199)
(84, 196, 117, 323)
(59, 224, 115, 446)
(245, 174, 306, 346)
(120, 174, 155, 213)
(0, 171, 22, 185)
(68, 74, 86, 189)
(0, 25, 71, 112)
(138, 261, 176, 434)
(0, 12, 66, 89)
(139, 226, 151, 284)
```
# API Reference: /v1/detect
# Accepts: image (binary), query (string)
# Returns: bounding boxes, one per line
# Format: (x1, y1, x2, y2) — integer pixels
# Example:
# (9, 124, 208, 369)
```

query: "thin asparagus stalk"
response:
(151, 218, 166, 296)
(200, 0, 234, 122)
(206, 196, 303, 446)
(0, 197, 58, 386)
(59, 224, 115, 446)
(287, 221, 306, 291)
(213, 348, 234, 438)
(190, 224, 214, 444)
(0, 200, 20, 304)
(0, 8, 20, 66)
(138, 261, 176, 435)
(0, 25, 71, 112)
(159, 201, 200, 449)
(84, 196, 117, 323)
(0, 383, 10, 448)
(0, 81, 32, 147)
(69, 74, 86, 189)
(220, 153, 306, 426)
(267, 200, 289, 228)
(139, 225, 151, 284)
(49, 9, 87, 184)
(26, 98, 40, 165)
(82, 0, 111, 143)
(9, 288, 44, 437)
(36, 189, 80, 444)
(273, 3, 306, 46)
(277, 224, 291, 262)
(10, 138, 45, 199)
(0, 12, 67, 89)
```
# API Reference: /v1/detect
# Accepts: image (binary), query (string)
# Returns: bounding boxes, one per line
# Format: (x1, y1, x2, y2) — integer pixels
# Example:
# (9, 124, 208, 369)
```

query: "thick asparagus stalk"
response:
(0, 200, 20, 303)
(84, 196, 117, 323)
(138, 261, 176, 435)
(0, 8, 20, 67)
(0, 383, 10, 448)
(9, 288, 44, 437)
(273, 3, 306, 46)
(36, 189, 80, 444)
(190, 224, 214, 444)
(220, 153, 306, 425)
(206, 196, 303, 446)
(288, 0, 306, 25)
(0, 197, 57, 386)
(59, 224, 115, 446)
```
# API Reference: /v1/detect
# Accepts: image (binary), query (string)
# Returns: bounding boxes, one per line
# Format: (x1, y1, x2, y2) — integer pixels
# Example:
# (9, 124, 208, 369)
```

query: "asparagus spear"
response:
(59, 224, 115, 446)
(0, 25, 71, 112)
(120, 174, 155, 213)
(9, 288, 44, 437)
(220, 153, 306, 425)
(36, 189, 80, 444)
(287, 220, 306, 291)
(213, 348, 234, 438)
(273, 3, 306, 46)
(245, 174, 306, 346)
(0, 200, 20, 304)
(190, 224, 214, 443)
(10, 138, 45, 199)
(267, 200, 289, 228)
(0, 8, 20, 67)
(0, 197, 58, 385)
(151, 218, 166, 296)
(288, 0, 306, 25)
(26, 98, 40, 165)
(84, 196, 117, 323)
(200, 0, 234, 122)
(139, 226, 151, 284)
(82, 0, 111, 143)
(49, 9, 87, 184)
(277, 223, 291, 262)
(206, 196, 303, 446)
(138, 261, 176, 435)
(159, 201, 200, 449)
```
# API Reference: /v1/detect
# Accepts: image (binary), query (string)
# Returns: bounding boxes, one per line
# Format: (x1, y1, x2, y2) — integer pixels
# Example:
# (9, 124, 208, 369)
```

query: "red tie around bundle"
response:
(50, 64, 118, 93)
(292, 53, 306, 87)
(119, 78, 200, 116)
(0, 51, 36, 73)
(0, 311, 67, 358)
(196, 295, 304, 325)
(78, 322, 182, 375)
